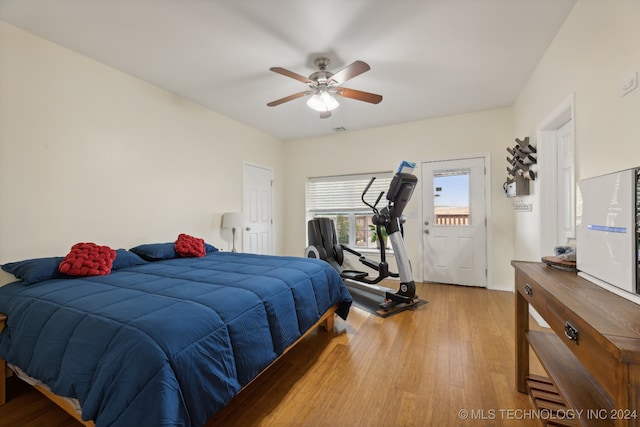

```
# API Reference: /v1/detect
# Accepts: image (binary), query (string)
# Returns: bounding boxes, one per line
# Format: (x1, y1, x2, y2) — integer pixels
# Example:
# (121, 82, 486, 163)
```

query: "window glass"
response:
(307, 172, 393, 250)
(315, 214, 349, 245)
(434, 170, 471, 226)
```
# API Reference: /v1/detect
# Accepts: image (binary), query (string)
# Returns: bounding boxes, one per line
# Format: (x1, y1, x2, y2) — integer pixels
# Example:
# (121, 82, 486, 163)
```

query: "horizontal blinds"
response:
(307, 172, 393, 212)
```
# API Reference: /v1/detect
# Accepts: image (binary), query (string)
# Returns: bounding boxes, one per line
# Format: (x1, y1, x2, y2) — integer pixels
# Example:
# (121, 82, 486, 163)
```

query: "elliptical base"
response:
(377, 298, 427, 317)
(344, 278, 427, 318)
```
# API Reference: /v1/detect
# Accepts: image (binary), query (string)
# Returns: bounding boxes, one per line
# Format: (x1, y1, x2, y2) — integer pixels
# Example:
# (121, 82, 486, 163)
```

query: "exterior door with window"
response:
(422, 157, 487, 286)
(243, 163, 273, 255)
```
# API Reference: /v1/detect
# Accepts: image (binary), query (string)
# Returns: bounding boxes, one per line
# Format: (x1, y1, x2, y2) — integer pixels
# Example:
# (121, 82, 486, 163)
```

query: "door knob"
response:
(424, 230, 429, 234)
(245, 227, 251, 231)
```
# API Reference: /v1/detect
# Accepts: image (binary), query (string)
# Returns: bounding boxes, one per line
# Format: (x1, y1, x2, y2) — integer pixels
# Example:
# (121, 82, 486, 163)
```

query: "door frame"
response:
(242, 161, 274, 255)
(537, 94, 575, 257)
(419, 153, 492, 286)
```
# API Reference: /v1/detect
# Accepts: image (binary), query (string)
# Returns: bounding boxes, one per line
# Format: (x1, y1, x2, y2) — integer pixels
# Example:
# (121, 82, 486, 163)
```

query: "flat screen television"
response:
(576, 167, 640, 302)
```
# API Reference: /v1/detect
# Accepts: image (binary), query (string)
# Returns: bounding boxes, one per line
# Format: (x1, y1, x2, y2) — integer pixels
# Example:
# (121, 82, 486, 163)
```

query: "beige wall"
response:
(0, 21, 284, 262)
(512, 0, 640, 260)
(0, 18, 518, 291)
(4, 1, 638, 292)
(284, 108, 516, 291)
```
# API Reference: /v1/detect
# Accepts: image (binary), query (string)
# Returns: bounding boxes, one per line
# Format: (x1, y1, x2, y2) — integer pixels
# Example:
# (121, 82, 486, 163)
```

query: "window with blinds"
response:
(306, 172, 393, 250)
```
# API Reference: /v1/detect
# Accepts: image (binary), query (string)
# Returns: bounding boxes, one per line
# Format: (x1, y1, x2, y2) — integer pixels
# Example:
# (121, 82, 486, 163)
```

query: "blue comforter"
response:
(0, 252, 351, 426)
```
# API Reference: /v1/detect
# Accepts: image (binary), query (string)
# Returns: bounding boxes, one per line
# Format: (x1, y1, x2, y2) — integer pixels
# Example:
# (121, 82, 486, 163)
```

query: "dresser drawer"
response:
(516, 272, 548, 317)
(545, 296, 618, 399)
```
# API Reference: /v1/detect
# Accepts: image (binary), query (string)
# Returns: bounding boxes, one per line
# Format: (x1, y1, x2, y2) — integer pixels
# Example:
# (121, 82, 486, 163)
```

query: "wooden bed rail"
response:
(0, 307, 337, 424)
(214, 305, 338, 396)
(0, 311, 96, 425)
(32, 383, 96, 427)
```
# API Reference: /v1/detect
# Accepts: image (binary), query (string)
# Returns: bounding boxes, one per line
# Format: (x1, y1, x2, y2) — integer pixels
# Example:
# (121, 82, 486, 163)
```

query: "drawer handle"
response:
(564, 321, 579, 344)
(524, 284, 533, 296)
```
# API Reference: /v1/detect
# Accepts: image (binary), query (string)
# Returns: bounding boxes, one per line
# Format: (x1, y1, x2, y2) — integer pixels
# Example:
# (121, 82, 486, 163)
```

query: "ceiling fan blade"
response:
(329, 60, 370, 86)
(334, 87, 383, 104)
(319, 111, 332, 119)
(270, 67, 313, 84)
(267, 91, 310, 107)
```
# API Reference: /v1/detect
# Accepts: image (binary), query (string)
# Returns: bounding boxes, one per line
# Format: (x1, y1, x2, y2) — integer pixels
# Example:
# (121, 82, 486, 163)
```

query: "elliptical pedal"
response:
(378, 296, 422, 312)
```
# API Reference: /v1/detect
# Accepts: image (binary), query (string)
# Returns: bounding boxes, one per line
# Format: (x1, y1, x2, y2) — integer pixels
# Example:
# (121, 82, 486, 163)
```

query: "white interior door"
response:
(422, 157, 487, 286)
(243, 163, 273, 255)
(538, 95, 574, 257)
(556, 119, 575, 246)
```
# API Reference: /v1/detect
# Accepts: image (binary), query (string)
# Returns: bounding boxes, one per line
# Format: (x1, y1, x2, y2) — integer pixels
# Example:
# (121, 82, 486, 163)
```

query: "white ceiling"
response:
(0, 0, 576, 141)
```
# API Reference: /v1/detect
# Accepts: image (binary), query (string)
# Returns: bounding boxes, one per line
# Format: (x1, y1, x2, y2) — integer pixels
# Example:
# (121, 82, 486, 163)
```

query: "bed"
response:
(0, 245, 352, 427)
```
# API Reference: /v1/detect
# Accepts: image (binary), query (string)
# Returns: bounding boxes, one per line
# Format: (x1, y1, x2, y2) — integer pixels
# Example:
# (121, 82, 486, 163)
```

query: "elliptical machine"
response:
(305, 161, 422, 312)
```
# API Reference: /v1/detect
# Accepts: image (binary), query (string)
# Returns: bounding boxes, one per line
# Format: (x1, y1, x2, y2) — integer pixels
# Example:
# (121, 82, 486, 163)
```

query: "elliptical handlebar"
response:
(361, 176, 384, 215)
(361, 176, 376, 199)
(373, 191, 384, 212)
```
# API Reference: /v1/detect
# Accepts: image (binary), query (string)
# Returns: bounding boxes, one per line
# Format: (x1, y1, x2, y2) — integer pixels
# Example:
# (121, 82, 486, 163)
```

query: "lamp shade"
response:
(222, 212, 243, 229)
(306, 91, 339, 112)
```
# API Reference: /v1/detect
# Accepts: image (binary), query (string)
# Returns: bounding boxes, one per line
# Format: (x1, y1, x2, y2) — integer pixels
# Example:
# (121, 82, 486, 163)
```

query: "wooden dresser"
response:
(513, 261, 640, 427)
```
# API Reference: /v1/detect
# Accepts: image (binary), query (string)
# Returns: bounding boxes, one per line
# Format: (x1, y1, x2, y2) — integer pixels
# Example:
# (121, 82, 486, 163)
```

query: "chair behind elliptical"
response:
(305, 217, 368, 281)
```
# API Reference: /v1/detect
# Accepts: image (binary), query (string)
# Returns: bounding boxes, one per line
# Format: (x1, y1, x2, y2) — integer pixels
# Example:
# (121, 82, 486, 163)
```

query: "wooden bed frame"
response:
(0, 305, 337, 426)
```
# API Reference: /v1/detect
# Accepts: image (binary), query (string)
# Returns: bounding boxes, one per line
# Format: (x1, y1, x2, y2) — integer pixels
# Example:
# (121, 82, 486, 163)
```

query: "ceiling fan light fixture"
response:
(268, 58, 381, 117)
(306, 91, 339, 112)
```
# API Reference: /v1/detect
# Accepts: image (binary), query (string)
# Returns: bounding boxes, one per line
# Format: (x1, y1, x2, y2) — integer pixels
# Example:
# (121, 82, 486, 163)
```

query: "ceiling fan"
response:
(267, 57, 383, 119)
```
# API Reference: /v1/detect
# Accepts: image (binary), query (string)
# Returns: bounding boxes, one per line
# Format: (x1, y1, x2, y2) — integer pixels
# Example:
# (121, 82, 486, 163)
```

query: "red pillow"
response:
(174, 234, 206, 258)
(59, 242, 116, 277)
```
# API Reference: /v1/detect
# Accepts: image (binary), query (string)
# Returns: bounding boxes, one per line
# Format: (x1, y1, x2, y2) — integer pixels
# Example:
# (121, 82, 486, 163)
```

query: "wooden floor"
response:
(0, 282, 546, 427)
